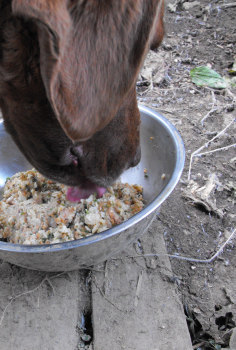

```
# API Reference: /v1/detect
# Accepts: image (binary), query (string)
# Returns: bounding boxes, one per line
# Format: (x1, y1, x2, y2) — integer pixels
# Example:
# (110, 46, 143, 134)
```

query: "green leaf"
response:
(190, 66, 227, 89)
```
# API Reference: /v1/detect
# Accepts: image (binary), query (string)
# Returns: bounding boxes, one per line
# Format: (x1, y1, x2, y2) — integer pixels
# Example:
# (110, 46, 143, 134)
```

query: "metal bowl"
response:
(0, 105, 185, 271)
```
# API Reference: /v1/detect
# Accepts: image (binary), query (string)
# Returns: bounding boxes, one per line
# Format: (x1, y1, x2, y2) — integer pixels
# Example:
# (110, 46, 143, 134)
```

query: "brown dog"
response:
(0, 0, 164, 199)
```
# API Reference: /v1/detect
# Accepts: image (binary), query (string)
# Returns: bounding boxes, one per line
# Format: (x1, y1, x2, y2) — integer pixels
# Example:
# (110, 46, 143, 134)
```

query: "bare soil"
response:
(137, 1, 236, 348)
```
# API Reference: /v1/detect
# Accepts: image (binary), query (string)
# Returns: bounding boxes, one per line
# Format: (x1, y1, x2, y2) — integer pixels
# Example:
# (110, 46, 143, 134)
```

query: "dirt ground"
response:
(137, 0, 236, 348)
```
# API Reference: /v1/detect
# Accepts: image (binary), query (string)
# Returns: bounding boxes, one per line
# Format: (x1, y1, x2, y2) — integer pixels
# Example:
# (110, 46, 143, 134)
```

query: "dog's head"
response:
(1, 0, 164, 194)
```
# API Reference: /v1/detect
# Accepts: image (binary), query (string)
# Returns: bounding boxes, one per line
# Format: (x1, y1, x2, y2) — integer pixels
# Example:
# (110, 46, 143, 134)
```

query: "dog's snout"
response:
(0, 0, 164, 188)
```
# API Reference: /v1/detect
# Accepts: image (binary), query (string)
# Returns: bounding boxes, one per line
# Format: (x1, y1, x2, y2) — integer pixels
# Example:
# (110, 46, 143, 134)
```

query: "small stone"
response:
(81, 334, 91, 343)
(162, 44, 173, 51)
(189, 31, 199, 37)
(195, 11, 203, 18)
(226, 104, 234, 112)
(193, 307, 201, 314)
(224, 259, 230, 266)
(181, 58, 192, 64)
(167, 3, 177, 13)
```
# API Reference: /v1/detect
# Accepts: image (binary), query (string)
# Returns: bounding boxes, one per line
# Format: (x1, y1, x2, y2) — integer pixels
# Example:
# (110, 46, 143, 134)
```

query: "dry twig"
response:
(116, 228, 236, 265)
(196, 143, 236, 157)
(0, 272, 67, 327)
(201, 90, 217, 125)
(0, 275, 52, 327)
(226, 88, 236, 103)
(188, 118, 235, 181)
(134, 271, 143, 308)
(215, 3, 236, 9)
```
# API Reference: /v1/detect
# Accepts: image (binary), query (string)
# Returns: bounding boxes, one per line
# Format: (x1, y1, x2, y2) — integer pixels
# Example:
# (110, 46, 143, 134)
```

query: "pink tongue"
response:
(66, 183, 106, 202)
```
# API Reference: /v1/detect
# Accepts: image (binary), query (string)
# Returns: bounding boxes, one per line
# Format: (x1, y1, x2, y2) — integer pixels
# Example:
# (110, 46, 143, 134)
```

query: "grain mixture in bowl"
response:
(0, 170, 144, 245)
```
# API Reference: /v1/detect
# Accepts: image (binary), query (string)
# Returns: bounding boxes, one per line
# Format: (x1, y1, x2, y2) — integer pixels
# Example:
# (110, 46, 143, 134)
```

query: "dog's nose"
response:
(70, 145, 83, 158)
(129, 146, 141, 168)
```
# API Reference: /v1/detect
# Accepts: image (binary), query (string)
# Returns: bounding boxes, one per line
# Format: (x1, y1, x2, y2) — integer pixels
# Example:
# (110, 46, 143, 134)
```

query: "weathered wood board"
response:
(0, 266, 86, 350)
(92, 219, 192, 350)
(0, 220, 192, 350)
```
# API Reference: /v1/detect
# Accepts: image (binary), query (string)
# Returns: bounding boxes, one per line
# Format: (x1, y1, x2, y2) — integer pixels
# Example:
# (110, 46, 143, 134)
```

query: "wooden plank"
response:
(0, 264, 88, 350)
(92, 219, 192, 350)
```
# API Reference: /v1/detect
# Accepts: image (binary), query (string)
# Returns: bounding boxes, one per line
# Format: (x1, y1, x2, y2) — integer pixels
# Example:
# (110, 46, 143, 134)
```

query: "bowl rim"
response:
(0, 105, 185, 253)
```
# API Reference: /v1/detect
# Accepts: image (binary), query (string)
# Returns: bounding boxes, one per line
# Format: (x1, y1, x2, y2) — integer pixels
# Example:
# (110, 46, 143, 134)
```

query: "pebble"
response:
(189, 31, 199, 37)
(181, 58, 192, 64)
(81, 334, 91, 342)
(195, 11, 203, 18)
(162, 43, 173, 51)
(226, 105, 234, 112)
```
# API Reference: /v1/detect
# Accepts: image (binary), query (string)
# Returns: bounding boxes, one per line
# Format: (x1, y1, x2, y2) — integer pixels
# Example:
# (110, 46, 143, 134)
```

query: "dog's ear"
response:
(150, 0, 164, 50)
(12, 0, 164, 142)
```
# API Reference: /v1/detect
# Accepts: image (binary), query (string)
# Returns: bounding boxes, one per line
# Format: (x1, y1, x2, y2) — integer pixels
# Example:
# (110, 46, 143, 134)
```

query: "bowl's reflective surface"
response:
(0, 105, 185, 271)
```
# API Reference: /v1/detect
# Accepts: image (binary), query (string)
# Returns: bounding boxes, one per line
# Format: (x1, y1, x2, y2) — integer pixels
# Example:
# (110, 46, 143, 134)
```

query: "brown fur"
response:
(0, 0, 164, 187)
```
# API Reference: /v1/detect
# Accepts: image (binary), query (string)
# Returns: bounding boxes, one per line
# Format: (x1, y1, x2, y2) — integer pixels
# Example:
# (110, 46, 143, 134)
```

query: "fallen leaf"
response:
(190, 66, 227, 89)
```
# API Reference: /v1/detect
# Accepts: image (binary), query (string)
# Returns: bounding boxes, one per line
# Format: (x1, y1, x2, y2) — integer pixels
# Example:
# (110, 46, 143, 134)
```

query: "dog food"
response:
(0, 170, 144, 245)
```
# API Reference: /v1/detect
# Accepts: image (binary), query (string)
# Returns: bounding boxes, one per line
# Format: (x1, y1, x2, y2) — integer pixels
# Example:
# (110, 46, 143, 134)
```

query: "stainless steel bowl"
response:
(0, 105, 185, 271)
